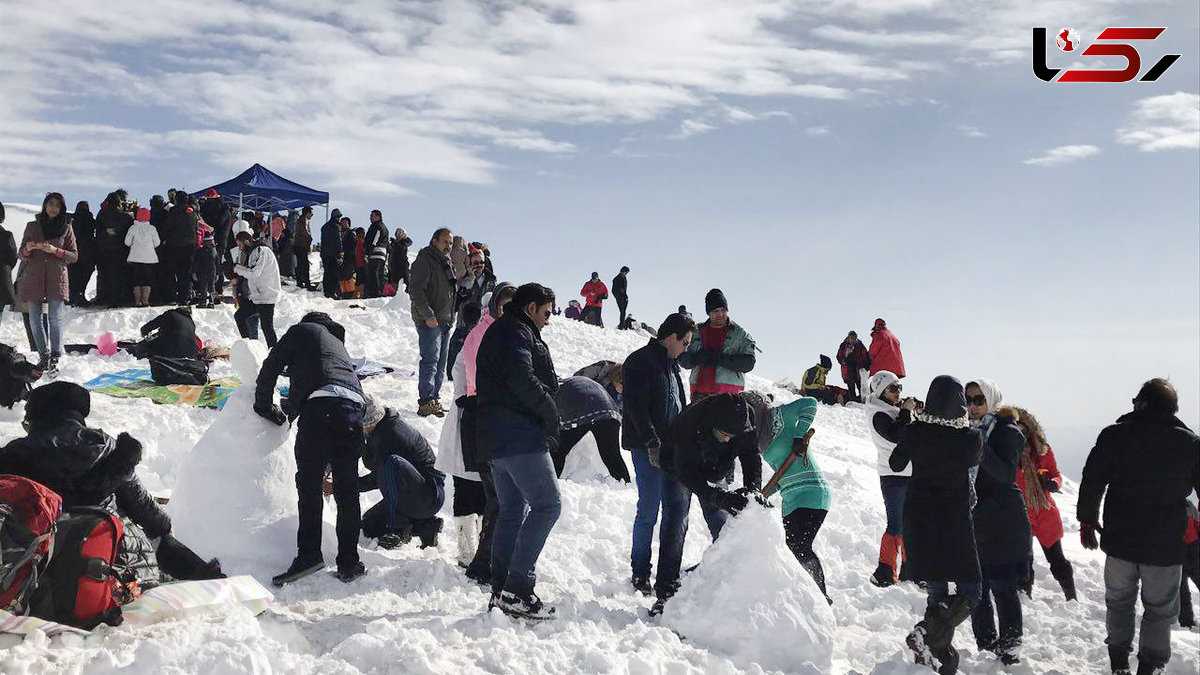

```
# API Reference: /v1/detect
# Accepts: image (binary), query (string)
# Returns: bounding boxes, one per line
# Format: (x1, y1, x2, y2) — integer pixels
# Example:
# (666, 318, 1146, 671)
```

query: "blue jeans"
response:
(29, 300, 64, 358)
(489, 452, 562, 597)
(631, 448, 662, 579)
(971, 576, 1024, 652)
(361, 455, 445, 538)
(416, 323, 452, 403)
(654, 472, 728, 599)
(880, 476, 908, 536)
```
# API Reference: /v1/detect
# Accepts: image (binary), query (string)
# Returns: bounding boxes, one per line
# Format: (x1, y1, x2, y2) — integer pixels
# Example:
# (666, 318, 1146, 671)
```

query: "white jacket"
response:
(233, 244, 282, 305)
(435, 351, 481, 481)
(124, 222, 161, 264)
(864, 370, 912, 477)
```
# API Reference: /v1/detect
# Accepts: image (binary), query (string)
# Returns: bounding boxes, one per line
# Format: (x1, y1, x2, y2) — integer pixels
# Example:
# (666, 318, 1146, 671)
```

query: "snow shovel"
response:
(762, 428, 815, 498)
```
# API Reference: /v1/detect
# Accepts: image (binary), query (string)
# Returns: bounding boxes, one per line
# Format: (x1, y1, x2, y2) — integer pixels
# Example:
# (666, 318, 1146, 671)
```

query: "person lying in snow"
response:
(0, 382, 224, 583)
(351, 396, 446, 550)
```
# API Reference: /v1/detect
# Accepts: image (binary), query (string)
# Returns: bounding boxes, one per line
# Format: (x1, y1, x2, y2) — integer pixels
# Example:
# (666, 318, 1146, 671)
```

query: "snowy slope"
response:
(0, 278, 1197, 674)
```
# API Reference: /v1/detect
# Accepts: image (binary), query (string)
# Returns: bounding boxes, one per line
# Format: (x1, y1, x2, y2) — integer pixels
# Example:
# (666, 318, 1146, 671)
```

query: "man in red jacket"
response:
(580, 272, 608, 327)
(868, 318, 905, 379)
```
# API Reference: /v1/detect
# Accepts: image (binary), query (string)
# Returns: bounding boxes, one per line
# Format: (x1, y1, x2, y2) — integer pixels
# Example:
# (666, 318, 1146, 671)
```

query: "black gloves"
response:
(1080, 523, 1099, 550)
(1039, 475, 1059, 493)
(695, 349, 721, 367)
(734, 486, 771, 509)
(714, 489, 750, 515)
(254, 402, 287, 426)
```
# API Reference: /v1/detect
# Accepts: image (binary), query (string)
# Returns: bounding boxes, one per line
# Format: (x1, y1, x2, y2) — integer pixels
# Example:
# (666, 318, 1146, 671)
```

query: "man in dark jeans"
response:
(1078, 378, 1200, 675)
(621, 313, 694, 596)
(475, 282, 560, 620)
(254, 312, 367, 586)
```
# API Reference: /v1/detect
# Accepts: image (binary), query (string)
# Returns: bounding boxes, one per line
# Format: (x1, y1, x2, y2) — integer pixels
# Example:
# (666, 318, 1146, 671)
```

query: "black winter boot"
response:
(1109, 645, 1131, 674)
(870, 562, 896, 588)
(1056, 569, 1077, 601)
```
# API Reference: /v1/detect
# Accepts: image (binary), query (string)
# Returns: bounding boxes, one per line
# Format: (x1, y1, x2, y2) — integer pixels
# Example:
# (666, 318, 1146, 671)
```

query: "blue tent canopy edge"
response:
(191, 164, 329, 212)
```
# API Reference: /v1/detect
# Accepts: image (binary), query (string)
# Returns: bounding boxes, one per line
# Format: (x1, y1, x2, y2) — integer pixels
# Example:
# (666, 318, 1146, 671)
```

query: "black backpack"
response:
(148, 355, 209, 386)
(0, 343, 39, 408)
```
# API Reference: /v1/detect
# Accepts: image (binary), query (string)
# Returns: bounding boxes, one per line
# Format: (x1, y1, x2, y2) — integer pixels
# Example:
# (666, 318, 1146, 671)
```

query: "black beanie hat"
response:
(705, 288, 728, 315)
(706, 393, 752, 435)
(819, 354, 832, 370)
(26, 382, 91, 426)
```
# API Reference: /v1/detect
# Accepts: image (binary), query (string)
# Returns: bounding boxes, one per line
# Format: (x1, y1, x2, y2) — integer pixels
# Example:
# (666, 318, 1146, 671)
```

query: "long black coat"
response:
(890, 421, 984, 582)
(1078, 409, 1200, 566)
(475, 309, 558, 460)
(95, 207, 132, 260)
(0, 418, 171, 538)
(972, 409, 1032, 570)
(71, 209, 98, 266)
(0, 225, 17, 305)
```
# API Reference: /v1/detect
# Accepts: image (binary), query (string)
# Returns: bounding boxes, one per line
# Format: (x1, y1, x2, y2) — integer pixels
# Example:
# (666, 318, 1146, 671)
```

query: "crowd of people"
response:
(1, 191, 1198, 674)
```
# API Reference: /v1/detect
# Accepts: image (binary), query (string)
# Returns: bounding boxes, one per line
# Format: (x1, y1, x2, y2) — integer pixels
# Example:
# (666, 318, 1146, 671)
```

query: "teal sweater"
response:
(761, 397, 829, 515)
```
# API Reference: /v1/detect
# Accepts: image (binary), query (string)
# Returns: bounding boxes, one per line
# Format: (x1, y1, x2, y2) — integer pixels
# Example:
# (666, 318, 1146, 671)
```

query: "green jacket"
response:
(761, 396, 829, 515)
(678, 320, 758, 396)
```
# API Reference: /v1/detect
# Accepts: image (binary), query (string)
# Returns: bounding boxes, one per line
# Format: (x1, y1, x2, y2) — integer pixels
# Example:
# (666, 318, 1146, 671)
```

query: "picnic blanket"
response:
(84, 369, 241, 409)
(0, 576, 273, 637)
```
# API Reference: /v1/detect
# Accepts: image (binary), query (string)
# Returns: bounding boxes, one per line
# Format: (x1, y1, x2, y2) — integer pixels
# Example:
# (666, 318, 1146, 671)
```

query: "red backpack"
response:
(30, 508, 129, 628)
(0, 475, 62, 614)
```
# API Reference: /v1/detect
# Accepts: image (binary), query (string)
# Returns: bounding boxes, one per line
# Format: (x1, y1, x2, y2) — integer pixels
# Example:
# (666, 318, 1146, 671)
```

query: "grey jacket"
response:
(409, 245, 456, 325)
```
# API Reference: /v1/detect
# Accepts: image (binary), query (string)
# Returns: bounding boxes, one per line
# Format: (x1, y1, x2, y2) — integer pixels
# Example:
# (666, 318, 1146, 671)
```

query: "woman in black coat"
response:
(964, 379, 1030, 664)
(889, 375, 983, 673)
(95, 192, 132, 308)
(69, 201, 97, 305)
(0, 200, 18, 324)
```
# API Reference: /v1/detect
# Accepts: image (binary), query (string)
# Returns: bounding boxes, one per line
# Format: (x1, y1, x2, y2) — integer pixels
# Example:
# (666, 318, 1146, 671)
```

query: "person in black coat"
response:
(1077, 378, 1200, 675)
(137, 306, 199, 359)
(254, 311, 367, 585)
(889, 375, 983, 673)
(162, 190, 198, 304)
(621, 313, 694, 594)
(0, 382, 222, 581)
(0, 200, 17, 323)
(356, 400, 446, 548)
(612, 266, 629, 328)
(198, 190, 232, 296)
(964, 379, 1030, 664)
(551, 376, 628, 482)
(388, 227, 412, 289)
(319, 209, 343, 299)
(652, 392, 758, 608)
(95, 192, 132, 308)
(474, 282, 560, 619)
(68, 201, 96, 306)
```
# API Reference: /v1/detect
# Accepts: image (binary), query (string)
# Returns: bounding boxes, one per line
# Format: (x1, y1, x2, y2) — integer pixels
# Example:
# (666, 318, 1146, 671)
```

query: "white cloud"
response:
(806, 126, 832, 137)
(811, 25, 957, 48)
(1022, 144, 1101, 166)
(671, 119, 718, 139)
(957, 125, 986, 138)
(1116, 92, 1200, 152)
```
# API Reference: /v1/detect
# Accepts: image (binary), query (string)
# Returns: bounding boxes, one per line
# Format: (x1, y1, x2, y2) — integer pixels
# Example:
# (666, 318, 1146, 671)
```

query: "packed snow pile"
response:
(0, 272, 1196, 674)
(662, 505, 835, 673)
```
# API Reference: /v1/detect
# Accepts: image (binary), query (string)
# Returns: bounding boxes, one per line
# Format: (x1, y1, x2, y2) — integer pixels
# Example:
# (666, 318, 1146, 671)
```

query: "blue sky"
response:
(1, 0, 1197, 477)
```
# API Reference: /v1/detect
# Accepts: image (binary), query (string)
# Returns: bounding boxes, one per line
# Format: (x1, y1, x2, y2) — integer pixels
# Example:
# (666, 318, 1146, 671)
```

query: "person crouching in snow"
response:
(564, 299, 583, 321)
(254, 312, 367, 586)
(353, 396, 446, 550)
(889, 375, 983, 674)
(1010, 406, 1076, 601)
(551, 376, 629, 482)
(651, 392, 759, 615)
(748, 392, 832, 603)
(864, 370, 916, 588)
(964, 379, 1030, 665)
(0, 382, 224, 582)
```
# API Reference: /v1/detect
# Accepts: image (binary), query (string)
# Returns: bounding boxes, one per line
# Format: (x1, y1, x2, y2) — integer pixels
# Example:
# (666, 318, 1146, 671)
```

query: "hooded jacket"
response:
(255, 314, 361, 415)
(663, 393, 761, 502)
(140, 308, 200, 359)
(555, 376, 620, 430)
(0, 419, 171, 539)
(233, 241, 282, 305)
(889, 375, 983, 582)
(1078, 408, 1200, 566)
(868, 319, 905, 378)
(864, 370, 912, 477)
(967, 379, 1032, 569)
(125, 218, 161, 264)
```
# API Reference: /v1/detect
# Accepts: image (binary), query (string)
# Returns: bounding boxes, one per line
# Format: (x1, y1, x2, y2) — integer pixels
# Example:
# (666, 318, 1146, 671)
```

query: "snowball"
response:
(661, 504, 835, 674)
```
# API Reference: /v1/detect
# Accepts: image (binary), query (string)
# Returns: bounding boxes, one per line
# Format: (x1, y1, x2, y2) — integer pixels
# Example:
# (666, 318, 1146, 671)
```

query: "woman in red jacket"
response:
(1012, 407, 1076, 601)
(867, 318, 905, 378)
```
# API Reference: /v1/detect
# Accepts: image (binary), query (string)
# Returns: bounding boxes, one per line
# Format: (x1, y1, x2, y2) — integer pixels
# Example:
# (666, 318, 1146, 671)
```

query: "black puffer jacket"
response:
(360, 409, 445, 493)
(663, 393, 760, 502)
(163, 202, 198, 249)
(0, 416, 171, 538)
(972, 407, 1032, 569)
(95, 206, 132, 259)
(555, 376, 619, 430)
(140, 308, 199, 359)
(198, 199, 231, 252)
(621, 340, 686, 452)
(1078, 409, 1200, 566)
(475, 308, 558, 460)
(255, 315, 361, 415)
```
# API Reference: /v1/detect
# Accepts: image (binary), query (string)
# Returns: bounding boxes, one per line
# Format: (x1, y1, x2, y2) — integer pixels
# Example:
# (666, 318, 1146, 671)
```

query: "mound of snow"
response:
(169, 340, 329, 579)
(662, 505, 835, 673)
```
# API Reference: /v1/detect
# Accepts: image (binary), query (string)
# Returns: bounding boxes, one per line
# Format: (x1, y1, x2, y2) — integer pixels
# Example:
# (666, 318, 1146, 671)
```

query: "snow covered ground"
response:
(0, 258, 1197, 674)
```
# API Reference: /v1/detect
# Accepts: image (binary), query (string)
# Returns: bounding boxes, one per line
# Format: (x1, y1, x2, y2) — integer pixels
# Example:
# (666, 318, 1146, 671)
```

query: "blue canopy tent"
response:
(191, 163, 330, 221)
